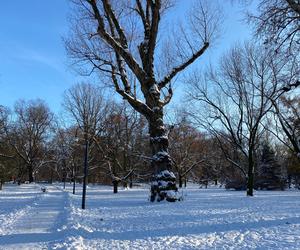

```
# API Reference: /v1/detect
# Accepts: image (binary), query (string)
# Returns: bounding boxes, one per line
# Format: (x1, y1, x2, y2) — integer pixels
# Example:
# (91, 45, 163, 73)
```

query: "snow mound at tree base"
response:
(150, 170, 180, 202)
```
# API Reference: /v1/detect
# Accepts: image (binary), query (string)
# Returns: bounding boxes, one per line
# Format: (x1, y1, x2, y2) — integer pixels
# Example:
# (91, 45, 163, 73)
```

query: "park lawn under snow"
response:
(0, 184, 300, 249)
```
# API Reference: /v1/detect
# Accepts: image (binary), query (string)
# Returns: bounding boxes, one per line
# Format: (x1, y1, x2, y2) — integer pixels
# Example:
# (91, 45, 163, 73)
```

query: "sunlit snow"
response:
(0, 183, 300, 249)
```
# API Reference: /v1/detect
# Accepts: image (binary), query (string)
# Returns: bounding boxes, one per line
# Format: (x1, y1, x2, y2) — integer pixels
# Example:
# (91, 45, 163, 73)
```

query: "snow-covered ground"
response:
(0, 183, 300, 249)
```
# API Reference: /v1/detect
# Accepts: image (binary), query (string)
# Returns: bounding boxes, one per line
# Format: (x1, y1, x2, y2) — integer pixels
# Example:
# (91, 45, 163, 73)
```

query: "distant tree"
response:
(0, 106, 12, 173)
(193, 135, 225, 187)
(168, 116, 205, 188)
(0, 106, 11, 189)
(93, 104, 147, 193)
(286, 151, 300, 188)
(188, 42, 294, 196)
(270, 96, 300, 160)
(66, 0, 221, 202)
(0, 106, 9, 138)
(49, 127, 82, 192)
(7, 100, 53, 183)
(255, 142, 286, 190)
(63, 82, 108, 208)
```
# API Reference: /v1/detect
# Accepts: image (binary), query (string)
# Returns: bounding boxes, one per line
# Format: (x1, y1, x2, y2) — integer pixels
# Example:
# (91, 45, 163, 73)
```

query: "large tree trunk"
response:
(149, 109, 178, 202)
(28, 165, 34, 183)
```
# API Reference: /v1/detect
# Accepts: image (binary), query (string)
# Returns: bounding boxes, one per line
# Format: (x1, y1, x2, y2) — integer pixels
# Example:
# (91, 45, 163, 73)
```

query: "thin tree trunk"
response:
(0, 180, 2, 190)
(129, 174, 133, 188)
(247, 153, 254, 196)
(179, 174, 183, 188)
(73, 179, 76, 194)
(50, 168, 53, 184)
(73, 169, 76, 194)
(81, 139, 89, 209)
(28, 165, 34, 183)
(113, 180, 118, 193)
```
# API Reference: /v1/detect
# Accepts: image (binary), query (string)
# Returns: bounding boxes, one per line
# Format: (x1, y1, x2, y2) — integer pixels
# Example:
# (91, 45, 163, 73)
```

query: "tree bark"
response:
(149, 109, 178, 202)
(113, 180, 118, 193)
(73, 169, 76, 194)
(247, 153, 254, 196)
(179, 174, 183, 188)
(129, 175, 133, 189)
(28, 165, 34, 183)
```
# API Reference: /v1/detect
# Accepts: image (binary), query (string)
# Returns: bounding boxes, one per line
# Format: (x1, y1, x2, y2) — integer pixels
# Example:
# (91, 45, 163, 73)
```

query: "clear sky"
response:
(0, 0, 257, 114)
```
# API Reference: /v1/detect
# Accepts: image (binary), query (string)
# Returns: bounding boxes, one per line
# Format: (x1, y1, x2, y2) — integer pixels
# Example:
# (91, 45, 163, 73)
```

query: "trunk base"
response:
(247, 174, 254, 196)
(113, 180, 118, 193)
(150, 170, 179, 202)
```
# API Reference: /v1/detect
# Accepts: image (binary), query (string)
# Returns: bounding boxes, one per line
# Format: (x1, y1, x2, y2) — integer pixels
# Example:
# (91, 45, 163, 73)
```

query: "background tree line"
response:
(0, 0, 299, 198)
(0, 82, 299, 193)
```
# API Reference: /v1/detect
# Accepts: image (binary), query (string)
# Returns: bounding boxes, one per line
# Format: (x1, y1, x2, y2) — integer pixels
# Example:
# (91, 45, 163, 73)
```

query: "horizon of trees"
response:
(0, 87, 299, 192)
(0, 0, 299, 200)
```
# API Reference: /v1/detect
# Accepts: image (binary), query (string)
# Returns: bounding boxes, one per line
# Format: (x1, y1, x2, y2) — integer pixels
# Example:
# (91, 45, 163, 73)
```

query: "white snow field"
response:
(0, 184, 300, 249)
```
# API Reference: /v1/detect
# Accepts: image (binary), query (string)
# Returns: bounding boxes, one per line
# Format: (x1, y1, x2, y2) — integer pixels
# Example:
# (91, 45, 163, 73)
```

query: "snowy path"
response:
(0, 184, 42, 236)
(0, 185, 68, 249)
(1, 184, 300, 249)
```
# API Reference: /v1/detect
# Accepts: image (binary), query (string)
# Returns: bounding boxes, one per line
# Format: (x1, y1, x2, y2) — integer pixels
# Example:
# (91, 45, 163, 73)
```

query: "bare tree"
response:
(6, 100, 54, 183)
(270, 96, 300, 158)
(168, 115, 205, 188)
(247, 0, 300, 53)
(65, 0, 221, 202)
(49, 127, 82, 192)
(91, 103, 145, 193)
(0, 106, 11, 189)
(0, 106, 10, 157)
(63, 82, 108, 208)
(0, 106, 8, 136)
(187, 42, 295, 196)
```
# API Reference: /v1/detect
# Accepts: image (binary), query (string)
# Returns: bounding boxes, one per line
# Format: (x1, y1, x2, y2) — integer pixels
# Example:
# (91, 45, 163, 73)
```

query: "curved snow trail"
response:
(0, 185, 69, 249)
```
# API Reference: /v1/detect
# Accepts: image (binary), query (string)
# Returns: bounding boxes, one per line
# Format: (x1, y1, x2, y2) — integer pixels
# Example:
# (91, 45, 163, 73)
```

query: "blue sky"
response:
(0, 0, 257, 114)
(0, 0, 80, 113)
